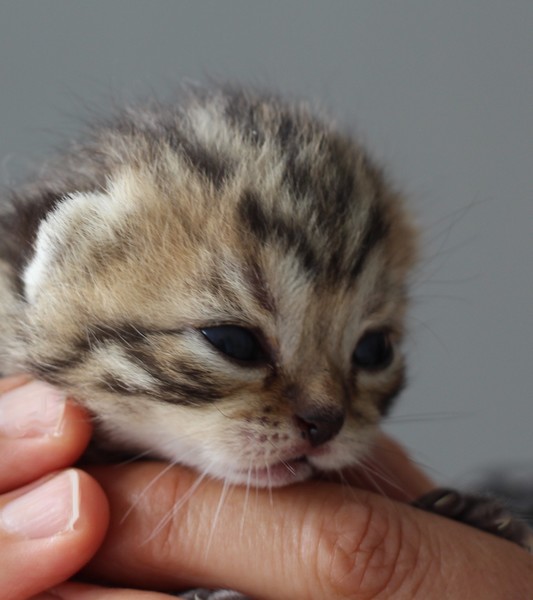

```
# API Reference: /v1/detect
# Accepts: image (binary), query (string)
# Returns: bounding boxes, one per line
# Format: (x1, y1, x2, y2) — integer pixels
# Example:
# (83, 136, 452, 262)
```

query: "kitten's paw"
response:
(413, 487, 533, 552)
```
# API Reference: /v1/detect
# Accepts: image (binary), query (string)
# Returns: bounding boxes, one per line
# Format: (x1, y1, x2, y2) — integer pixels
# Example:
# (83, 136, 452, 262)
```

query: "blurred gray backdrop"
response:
(1, 1, 531, 482)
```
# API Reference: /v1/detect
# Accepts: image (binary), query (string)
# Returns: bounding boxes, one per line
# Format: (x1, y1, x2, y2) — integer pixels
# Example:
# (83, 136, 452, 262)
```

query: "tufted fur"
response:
(0, 86, 417, 486)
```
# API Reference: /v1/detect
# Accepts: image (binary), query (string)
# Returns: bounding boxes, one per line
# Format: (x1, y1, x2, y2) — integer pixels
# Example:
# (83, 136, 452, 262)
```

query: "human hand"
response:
(0, 376, 109, 600)
(2, 376, 533, 599)
(79, 439, 533, 598)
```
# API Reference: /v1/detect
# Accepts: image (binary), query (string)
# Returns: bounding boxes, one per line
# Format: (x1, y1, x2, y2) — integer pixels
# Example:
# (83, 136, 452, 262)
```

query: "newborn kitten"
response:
(0, 85, 417, 487)
(0, 85, 530, 596)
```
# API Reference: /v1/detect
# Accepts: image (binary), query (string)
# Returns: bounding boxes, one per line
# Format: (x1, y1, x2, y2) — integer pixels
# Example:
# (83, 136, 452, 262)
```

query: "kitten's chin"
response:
(223, 457, 314, 488)
(209, 438, 371, 488)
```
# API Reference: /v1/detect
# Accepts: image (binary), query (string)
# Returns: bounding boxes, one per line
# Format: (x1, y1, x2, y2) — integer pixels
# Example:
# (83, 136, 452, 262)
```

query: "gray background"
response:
(0, 1, 531, 482)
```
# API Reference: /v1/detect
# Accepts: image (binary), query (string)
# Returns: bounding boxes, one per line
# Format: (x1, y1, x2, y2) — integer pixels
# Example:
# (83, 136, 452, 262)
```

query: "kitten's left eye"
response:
(353, 329, 394, 371)
(201, 325, 264, 363)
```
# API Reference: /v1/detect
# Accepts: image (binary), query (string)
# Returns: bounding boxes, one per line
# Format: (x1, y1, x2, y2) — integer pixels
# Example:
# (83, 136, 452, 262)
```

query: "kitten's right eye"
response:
(201, 325, 264, 363)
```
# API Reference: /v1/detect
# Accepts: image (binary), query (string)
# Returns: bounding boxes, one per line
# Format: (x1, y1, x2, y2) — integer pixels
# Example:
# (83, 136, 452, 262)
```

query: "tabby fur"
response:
(0, 86, 417, 486)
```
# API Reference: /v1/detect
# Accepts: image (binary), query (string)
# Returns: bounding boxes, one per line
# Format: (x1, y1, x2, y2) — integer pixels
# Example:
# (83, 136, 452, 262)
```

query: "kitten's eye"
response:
(353, 330, 393, 371)
(201, 325, 264, 363)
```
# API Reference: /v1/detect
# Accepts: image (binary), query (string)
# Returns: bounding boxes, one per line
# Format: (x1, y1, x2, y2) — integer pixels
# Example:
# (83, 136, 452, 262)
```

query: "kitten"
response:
(0, 85, 530, 596)
(0, 85, 417, 488)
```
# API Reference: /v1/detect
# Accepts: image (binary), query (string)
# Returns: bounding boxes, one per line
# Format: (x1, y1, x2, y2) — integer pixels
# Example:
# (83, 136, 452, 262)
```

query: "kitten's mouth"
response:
(232, 455, 314, 488)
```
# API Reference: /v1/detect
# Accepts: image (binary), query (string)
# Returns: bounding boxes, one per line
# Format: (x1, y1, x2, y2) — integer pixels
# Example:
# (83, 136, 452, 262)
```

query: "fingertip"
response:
(42, 581, 175, 599)
(0, 374, 32, 394)
(75, 469, 111, 554)
(0, 384, 94, 492)
(0, 469, 110, 599)
(59, 400, 94, 463)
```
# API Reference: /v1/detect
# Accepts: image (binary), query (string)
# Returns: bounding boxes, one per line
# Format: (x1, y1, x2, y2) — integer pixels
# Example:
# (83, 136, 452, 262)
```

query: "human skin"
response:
(0, 377, 532, 599)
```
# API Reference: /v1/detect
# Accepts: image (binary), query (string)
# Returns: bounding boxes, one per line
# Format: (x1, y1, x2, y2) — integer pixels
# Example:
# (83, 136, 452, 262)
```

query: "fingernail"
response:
(0, 380, 66, 438)
(0, 470, 80, 539)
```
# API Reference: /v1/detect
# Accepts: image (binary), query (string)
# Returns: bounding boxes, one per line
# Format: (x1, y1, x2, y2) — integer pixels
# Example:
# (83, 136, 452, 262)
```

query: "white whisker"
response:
(265, 460, 274, 507)
(143, 465, 213, 545)
(120, 460, 177, 524)
(206, 476, 231, 556)
(239, 461, 253, 539)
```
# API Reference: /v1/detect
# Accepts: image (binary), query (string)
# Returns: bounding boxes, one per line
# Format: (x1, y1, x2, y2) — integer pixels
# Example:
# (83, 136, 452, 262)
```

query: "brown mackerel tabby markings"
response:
(276, 113, 296, 149)
(206, 271, 245, 314)
(164, 130, 231, 189)
(81, 323, 154, 349)
(224, 93, 266, 146)
(237, 190, 269, 240)
(100, 373, 147, 396)
(104, 325, 223, 401)
(124, 346, 224, 404)
(244, 261, 277, 315)
(238, 186, 388, 285)
(348, 202, 390, 282)
(238, 190, 320, 276)
(282, 151, 312, 199)
(27, 355, 82, 385)
(61, 323, 222, 403)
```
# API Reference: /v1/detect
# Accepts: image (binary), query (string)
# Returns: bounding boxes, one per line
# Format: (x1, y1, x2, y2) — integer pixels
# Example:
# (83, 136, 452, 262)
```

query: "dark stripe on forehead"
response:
(283, 153, 313, 199)
(238, 190, 270, 241)
(223, 93, 266, 146)
(349, 203, 390, 281)
(277, 113, 297, 148)
(243, 261, 277, 314)
(238, 187, 390, 287)
(282, 132, 357, 209)
(238, 190, 321, 276)
(160, 127, 231, 189)
(206, 270, 247, 313)
(181, 142, 230, 189)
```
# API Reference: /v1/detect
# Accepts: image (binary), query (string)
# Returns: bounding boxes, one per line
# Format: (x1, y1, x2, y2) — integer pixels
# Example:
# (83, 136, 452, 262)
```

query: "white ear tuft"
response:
(23, 190, 113, 303)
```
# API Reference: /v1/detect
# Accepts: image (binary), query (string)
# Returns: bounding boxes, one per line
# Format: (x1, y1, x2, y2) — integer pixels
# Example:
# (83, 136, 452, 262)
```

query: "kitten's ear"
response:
(23, 188, 124, 303)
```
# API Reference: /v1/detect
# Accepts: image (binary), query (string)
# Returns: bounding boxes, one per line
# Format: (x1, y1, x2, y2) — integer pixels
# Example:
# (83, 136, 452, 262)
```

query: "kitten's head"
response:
(11, 88, 417, 486)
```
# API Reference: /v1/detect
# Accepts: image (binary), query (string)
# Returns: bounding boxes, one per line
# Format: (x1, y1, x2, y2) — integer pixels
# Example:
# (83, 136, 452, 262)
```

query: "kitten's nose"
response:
(294, 409, 345, 447)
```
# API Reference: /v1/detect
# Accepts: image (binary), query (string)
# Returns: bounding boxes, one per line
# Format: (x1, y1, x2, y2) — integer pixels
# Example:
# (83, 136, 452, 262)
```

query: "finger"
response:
(0, 374, 32, 394)
(0, 469, 109, 600)
(85, 462, 533, 599)
(0, 379, 93, 492)
(337, 431, 435, 501)
(33, 581, 175, 599)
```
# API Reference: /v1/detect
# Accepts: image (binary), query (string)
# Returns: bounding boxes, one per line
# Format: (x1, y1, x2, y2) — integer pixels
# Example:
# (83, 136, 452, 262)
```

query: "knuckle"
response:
(311, 494, 428, 599)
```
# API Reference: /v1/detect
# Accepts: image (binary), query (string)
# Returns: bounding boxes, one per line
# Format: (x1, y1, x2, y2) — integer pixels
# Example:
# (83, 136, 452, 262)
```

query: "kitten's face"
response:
(17, 92, 417, 487)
